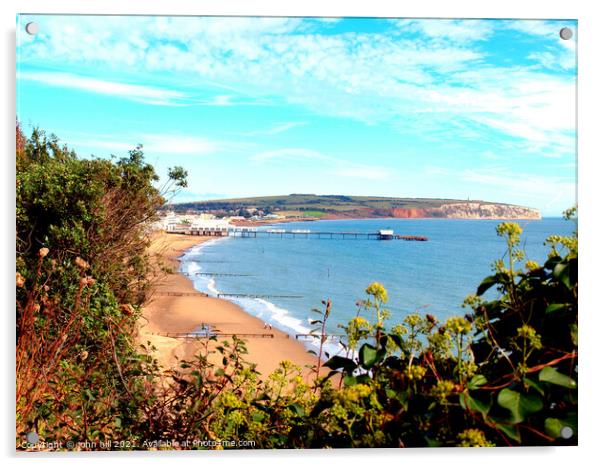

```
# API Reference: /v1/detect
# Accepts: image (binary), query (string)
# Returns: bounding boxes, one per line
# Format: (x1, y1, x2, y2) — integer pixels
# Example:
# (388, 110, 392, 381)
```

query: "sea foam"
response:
(180, 240, 345, 359)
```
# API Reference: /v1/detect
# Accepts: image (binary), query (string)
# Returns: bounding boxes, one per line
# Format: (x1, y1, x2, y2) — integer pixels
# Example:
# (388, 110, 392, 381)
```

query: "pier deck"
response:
(229, 230, 428, 241)
(169, 226, 427, 241)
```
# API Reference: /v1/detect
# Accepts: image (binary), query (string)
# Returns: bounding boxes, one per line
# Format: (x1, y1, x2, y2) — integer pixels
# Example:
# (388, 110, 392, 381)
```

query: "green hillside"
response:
(172, 194, 503, 215)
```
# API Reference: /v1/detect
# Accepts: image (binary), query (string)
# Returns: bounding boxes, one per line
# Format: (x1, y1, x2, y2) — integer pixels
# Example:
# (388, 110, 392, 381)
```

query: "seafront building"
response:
(152, 211, 254, 236)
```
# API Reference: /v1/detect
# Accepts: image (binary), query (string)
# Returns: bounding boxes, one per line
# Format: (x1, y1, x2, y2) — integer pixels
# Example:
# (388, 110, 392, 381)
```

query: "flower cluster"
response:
(365, 282, 388, 303)
(431, 379, 456, 402)
(445, 316, 472, 335)
(457, 429, 495, 447)
(405, 365, 427, 381)
(516, 324, 542, 350)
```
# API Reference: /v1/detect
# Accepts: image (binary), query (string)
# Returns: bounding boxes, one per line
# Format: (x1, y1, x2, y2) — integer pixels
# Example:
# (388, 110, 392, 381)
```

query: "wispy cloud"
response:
(244, 122, 307, 136)
(252, 146, 392, 180)
(69, 133, 223, 157)
(18, 71, 188, 106)
(461, 168, 575, 203)
(251, 148, 326, 162)
(141, 134, 219, 155)
(17, 17, 576, 155)
(393, 19, 495, 42)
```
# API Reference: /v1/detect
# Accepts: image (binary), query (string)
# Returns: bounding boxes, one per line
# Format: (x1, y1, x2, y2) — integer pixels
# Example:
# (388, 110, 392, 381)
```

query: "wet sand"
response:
(139, 232, 320, 381)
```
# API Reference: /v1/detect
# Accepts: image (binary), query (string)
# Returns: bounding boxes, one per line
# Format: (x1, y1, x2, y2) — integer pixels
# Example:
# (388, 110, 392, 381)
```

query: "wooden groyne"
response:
(155, 291, 209, 297)
(154, 331, 274, 339)
(183, 272, 252, 277)
(217, 293, 304, 299)
(294, 333, 346, 340)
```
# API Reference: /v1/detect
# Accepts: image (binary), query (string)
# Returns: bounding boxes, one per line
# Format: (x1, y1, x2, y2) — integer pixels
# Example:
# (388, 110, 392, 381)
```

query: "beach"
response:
(139, 231, 319, 381)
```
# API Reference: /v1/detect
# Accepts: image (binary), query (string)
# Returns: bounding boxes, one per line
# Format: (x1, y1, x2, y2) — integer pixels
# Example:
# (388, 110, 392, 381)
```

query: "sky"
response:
(16, 15, 577, 216)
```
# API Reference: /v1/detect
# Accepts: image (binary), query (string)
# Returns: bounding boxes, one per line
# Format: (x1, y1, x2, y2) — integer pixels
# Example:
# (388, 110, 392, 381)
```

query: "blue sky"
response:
(16, 15, 576, 215)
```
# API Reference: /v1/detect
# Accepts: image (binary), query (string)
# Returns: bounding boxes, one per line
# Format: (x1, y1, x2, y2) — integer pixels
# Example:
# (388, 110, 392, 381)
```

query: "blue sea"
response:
(180, 218, 574, 356)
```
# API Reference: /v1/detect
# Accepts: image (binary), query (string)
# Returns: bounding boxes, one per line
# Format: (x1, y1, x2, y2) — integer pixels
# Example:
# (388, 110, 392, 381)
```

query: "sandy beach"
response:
(139, 232, 320, 381)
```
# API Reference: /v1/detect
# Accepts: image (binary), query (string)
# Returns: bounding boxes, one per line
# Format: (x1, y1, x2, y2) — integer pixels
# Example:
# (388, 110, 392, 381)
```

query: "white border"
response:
(2, 1, 600, 465)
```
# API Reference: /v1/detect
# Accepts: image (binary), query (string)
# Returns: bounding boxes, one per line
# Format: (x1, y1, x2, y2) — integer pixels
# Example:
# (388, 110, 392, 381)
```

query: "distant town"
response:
(152, 210, 288, 236)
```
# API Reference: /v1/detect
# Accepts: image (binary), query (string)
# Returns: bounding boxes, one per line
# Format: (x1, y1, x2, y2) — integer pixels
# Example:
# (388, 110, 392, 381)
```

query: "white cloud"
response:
(17, 16, 576, 159)
(504, 20, 563, 39)
(245, 122, 307, 136)
(68, 133, 222, 157)
(461, 168, 575, 205)
(206, 95, 234, 106)
(251, 146, 392, 180)
(141, 134, 219, 155)
(251, 148, 326, 162)
(18, 71, 186, 106)
(394, 19, 494, 42)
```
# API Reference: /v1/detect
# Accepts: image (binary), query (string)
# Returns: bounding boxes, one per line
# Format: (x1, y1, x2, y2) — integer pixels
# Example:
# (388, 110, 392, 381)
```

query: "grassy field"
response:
(173, 194, 502, 216)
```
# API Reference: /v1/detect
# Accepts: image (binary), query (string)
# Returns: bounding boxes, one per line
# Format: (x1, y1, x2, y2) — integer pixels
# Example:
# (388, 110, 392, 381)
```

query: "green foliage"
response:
(16, 125, 187, 449)
(16, 124, 577, 449)
(283, 210, 577, 448)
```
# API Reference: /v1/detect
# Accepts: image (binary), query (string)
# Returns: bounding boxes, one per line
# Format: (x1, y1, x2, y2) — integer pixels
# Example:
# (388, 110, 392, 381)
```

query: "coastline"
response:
(231, 215, 542, 228)
(139, 231, 320, 381)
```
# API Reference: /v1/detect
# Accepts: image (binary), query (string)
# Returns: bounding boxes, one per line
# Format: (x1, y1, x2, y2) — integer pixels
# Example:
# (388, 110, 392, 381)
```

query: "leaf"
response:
(570, 324, 578, 346)
(494, 422, 521, 442)
(460, 392, 491, 417)
(539, 366, 577, 389)
(388, 333, 403, 349)
(323, 355, 357, 373)
(343, 375, 357, 387)
(544, 417, 565, 439)
(467, 374, 487, 390)
(359, 344, 379, 369)
(476, 275, 499, 296)
(524, 377, 545, 396)
(497, 388, 543, 424)
(288, 402, 306, 417)
(545, 303, 571, 314)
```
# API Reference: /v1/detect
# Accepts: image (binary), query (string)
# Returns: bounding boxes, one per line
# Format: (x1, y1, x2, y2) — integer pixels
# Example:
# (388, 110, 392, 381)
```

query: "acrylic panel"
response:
(16, 15, 577, 451)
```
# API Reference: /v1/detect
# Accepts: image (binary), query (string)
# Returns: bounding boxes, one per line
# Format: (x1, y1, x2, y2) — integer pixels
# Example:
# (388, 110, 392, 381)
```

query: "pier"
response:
(172, 226, 427, 241)
(230, 228, 427, 241)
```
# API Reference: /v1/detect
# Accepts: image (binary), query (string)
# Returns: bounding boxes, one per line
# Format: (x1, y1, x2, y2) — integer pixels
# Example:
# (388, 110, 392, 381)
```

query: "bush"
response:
(16, 123, 577, 449)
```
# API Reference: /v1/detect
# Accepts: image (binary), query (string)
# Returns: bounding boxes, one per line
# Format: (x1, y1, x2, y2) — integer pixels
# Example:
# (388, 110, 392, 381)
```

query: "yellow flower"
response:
(516, 324, 542, 350)
(446, 317, 472, 335)
(344, 384, 372, 403)
(405, 365, 427, 381)
(431, 379, 455, 401)
(351, 316, 369, 328)
(404, 314, 421, 328)
(457, 428, 495, 447)
(365, 282, 388, 303)
(496, 222, 523, 239)
(525, 260, 540, 271)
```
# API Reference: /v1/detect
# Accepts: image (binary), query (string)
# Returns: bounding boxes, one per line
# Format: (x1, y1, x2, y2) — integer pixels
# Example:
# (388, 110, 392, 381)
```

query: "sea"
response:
(180, 218, 574, 356)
